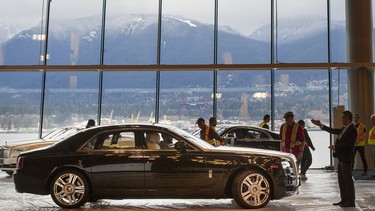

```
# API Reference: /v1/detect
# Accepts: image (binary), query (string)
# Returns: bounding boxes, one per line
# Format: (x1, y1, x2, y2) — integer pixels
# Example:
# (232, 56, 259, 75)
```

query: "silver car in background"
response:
(0, 126, 84, 175)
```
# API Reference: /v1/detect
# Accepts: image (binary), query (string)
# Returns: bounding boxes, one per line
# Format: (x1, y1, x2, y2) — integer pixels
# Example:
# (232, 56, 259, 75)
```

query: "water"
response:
(0, 130, 332, 169)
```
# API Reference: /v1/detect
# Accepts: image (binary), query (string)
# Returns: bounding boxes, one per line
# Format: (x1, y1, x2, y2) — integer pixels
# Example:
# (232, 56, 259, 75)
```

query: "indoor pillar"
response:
(346, 0, 375, 170)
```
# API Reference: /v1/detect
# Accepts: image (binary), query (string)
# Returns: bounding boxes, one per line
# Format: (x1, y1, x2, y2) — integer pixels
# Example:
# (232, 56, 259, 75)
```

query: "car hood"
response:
(209, 145, 296, 159)
(1, 139, 57, 148)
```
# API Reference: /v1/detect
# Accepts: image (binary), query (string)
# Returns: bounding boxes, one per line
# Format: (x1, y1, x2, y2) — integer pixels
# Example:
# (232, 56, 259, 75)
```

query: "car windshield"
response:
(43, 127, 82, 140)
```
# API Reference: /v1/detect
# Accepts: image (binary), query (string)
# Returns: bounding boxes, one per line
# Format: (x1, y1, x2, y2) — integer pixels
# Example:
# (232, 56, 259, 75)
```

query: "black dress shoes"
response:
(332, 201, 345, 206)
(340, 202, 355, 207)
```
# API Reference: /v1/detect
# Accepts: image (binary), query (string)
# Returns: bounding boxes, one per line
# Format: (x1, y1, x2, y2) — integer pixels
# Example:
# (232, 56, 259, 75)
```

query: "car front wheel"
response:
(50, 169, 89, 208)
(232, 170, 271, 209)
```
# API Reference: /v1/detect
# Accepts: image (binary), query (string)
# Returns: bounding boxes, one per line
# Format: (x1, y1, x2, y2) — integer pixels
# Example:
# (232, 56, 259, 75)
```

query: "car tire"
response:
(232, 170, 271, 209)
(49, 169, 89, 208)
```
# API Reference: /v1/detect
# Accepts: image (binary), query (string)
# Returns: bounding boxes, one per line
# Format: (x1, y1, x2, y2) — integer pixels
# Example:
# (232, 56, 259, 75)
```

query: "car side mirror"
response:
(174, 141, 187, 153)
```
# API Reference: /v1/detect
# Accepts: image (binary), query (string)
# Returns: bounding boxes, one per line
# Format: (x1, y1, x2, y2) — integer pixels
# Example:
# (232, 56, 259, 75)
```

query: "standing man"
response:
(279, 111, 305, 166)
(368, 114, 375, 177)
(311, 110, 357, 208)
(259, 114, 270, 129)
(298, 120, 315, 181)
(353, 114, 368, 176)
(196, 117, 223, 146)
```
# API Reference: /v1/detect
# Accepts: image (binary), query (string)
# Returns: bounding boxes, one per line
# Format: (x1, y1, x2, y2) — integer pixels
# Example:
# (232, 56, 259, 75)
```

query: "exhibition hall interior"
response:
(0, 0, 374, 210)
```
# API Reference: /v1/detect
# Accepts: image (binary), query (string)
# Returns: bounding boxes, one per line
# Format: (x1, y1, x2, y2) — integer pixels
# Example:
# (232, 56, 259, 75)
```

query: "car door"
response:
(142, 131, 212, 198)
(87, 130, 146, 198)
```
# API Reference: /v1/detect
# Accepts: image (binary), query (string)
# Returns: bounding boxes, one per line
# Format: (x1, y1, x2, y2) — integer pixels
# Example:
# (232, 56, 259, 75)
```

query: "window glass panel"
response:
(43, 72, 99, 135)
(104, 0, 159, 64)
(0, 72, 42, 142)
(101, 72, 156, 124)
(274, 70, 330, 168)
(47, 0, 102, 65)
(1, 0, 46, 65)
(275, 0, 328, 63)
(330, 0, 346, 62)
(218, 0, 270, 64)
(161, 0, 214, 64)
(159, 71, 213, 132)
(331, 69, 348, 109)
(217, 70, 271, 126)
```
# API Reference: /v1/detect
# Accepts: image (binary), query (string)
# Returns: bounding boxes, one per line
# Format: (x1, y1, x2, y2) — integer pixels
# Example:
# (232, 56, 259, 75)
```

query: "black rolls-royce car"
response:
(14, 124, 299, 209)
(193, 124, 281, 151)
(217, 125, 281, 151)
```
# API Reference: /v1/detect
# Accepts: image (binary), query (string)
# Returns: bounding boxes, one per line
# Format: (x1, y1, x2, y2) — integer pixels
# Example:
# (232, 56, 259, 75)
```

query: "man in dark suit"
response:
(311, 110, 357, 208)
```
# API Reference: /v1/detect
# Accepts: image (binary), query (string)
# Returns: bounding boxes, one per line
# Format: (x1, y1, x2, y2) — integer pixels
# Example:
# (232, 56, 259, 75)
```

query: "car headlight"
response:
(281, 159, 294, 175)
(3, 148, 10, 158)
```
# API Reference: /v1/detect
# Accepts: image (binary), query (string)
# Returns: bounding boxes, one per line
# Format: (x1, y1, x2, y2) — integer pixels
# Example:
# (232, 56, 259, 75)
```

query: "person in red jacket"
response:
(279, 111, 305, 170)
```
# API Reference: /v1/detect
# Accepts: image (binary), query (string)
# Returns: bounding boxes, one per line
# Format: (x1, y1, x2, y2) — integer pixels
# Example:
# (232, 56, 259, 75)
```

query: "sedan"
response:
(0, 126, 84, 175)
(194, 124, 281, 151)
(14, 123, 299, 209)
(217, 125, 281, 151)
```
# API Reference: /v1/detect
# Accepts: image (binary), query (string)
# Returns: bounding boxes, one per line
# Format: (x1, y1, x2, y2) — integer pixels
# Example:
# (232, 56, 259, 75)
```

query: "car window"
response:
(228, 129, 270, 141)
(82, 131, 137, 150)
(142, 130, 199, 151)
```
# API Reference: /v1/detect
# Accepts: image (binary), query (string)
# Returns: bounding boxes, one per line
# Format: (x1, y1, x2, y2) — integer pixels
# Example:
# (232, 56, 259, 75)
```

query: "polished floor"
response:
(1, 169, 374, 210)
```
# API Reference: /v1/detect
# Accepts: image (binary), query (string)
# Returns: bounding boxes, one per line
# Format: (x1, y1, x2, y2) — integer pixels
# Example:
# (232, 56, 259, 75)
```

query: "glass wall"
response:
(0, 72, 42, 142)
(47, 0, 103, 65)
(275, 0, 328, 63)
(330, 0, 346, 62)
(159, 71, 213, 132)
(217, 70, 271, 125)
(101, 71, 156, 124)
(218, 0, 271, 64)
(0, 0, 46, 65)
(0, 1, 362, 168)
(104, 0, 159, 64)
(161, 0, 214, 64)
(274, 70, 331, 168)
(42, 72, 99, 135)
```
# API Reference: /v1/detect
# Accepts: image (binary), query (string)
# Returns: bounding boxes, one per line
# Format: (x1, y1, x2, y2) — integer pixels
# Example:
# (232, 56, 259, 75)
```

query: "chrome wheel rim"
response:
(53, 173, 85, 206)
(240, 173, 270, 206)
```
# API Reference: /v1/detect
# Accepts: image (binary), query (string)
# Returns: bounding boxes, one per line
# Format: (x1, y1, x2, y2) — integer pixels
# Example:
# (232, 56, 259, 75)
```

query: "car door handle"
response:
(129, 155, 145, 159)
(146, 155, 160, 160)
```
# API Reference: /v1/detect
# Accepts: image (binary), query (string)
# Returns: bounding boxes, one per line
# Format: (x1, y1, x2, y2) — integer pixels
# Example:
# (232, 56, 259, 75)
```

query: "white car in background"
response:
(0, 126, 85, 175)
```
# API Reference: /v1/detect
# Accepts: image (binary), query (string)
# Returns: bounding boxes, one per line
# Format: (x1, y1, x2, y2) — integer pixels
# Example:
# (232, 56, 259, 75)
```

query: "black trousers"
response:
(338, 161, 355, 203)
(300, 147, 312, 174)
(353, 146, 368, 172)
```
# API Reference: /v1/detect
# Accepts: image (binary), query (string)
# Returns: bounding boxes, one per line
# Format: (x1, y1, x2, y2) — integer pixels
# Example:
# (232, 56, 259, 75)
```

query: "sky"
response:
(0, 0, 370, 35)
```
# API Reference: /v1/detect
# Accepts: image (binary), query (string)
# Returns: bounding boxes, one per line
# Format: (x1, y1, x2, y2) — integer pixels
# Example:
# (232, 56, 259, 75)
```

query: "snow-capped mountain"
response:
(0, 22, 25, 44)
(250, 16, 345, 43)
(0, 14, 352, 89)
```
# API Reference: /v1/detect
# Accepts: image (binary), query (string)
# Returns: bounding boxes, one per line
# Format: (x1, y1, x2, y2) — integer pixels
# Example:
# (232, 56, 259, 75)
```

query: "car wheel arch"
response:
(225, 165, 274, 199)
(230, 167, 274, 209)
(46, 166, 93, 199)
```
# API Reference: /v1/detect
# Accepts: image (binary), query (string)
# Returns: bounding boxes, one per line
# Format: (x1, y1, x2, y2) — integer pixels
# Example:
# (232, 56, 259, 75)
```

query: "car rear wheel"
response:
(50, 169, 89, 208)
(232, 170, 271, 209)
